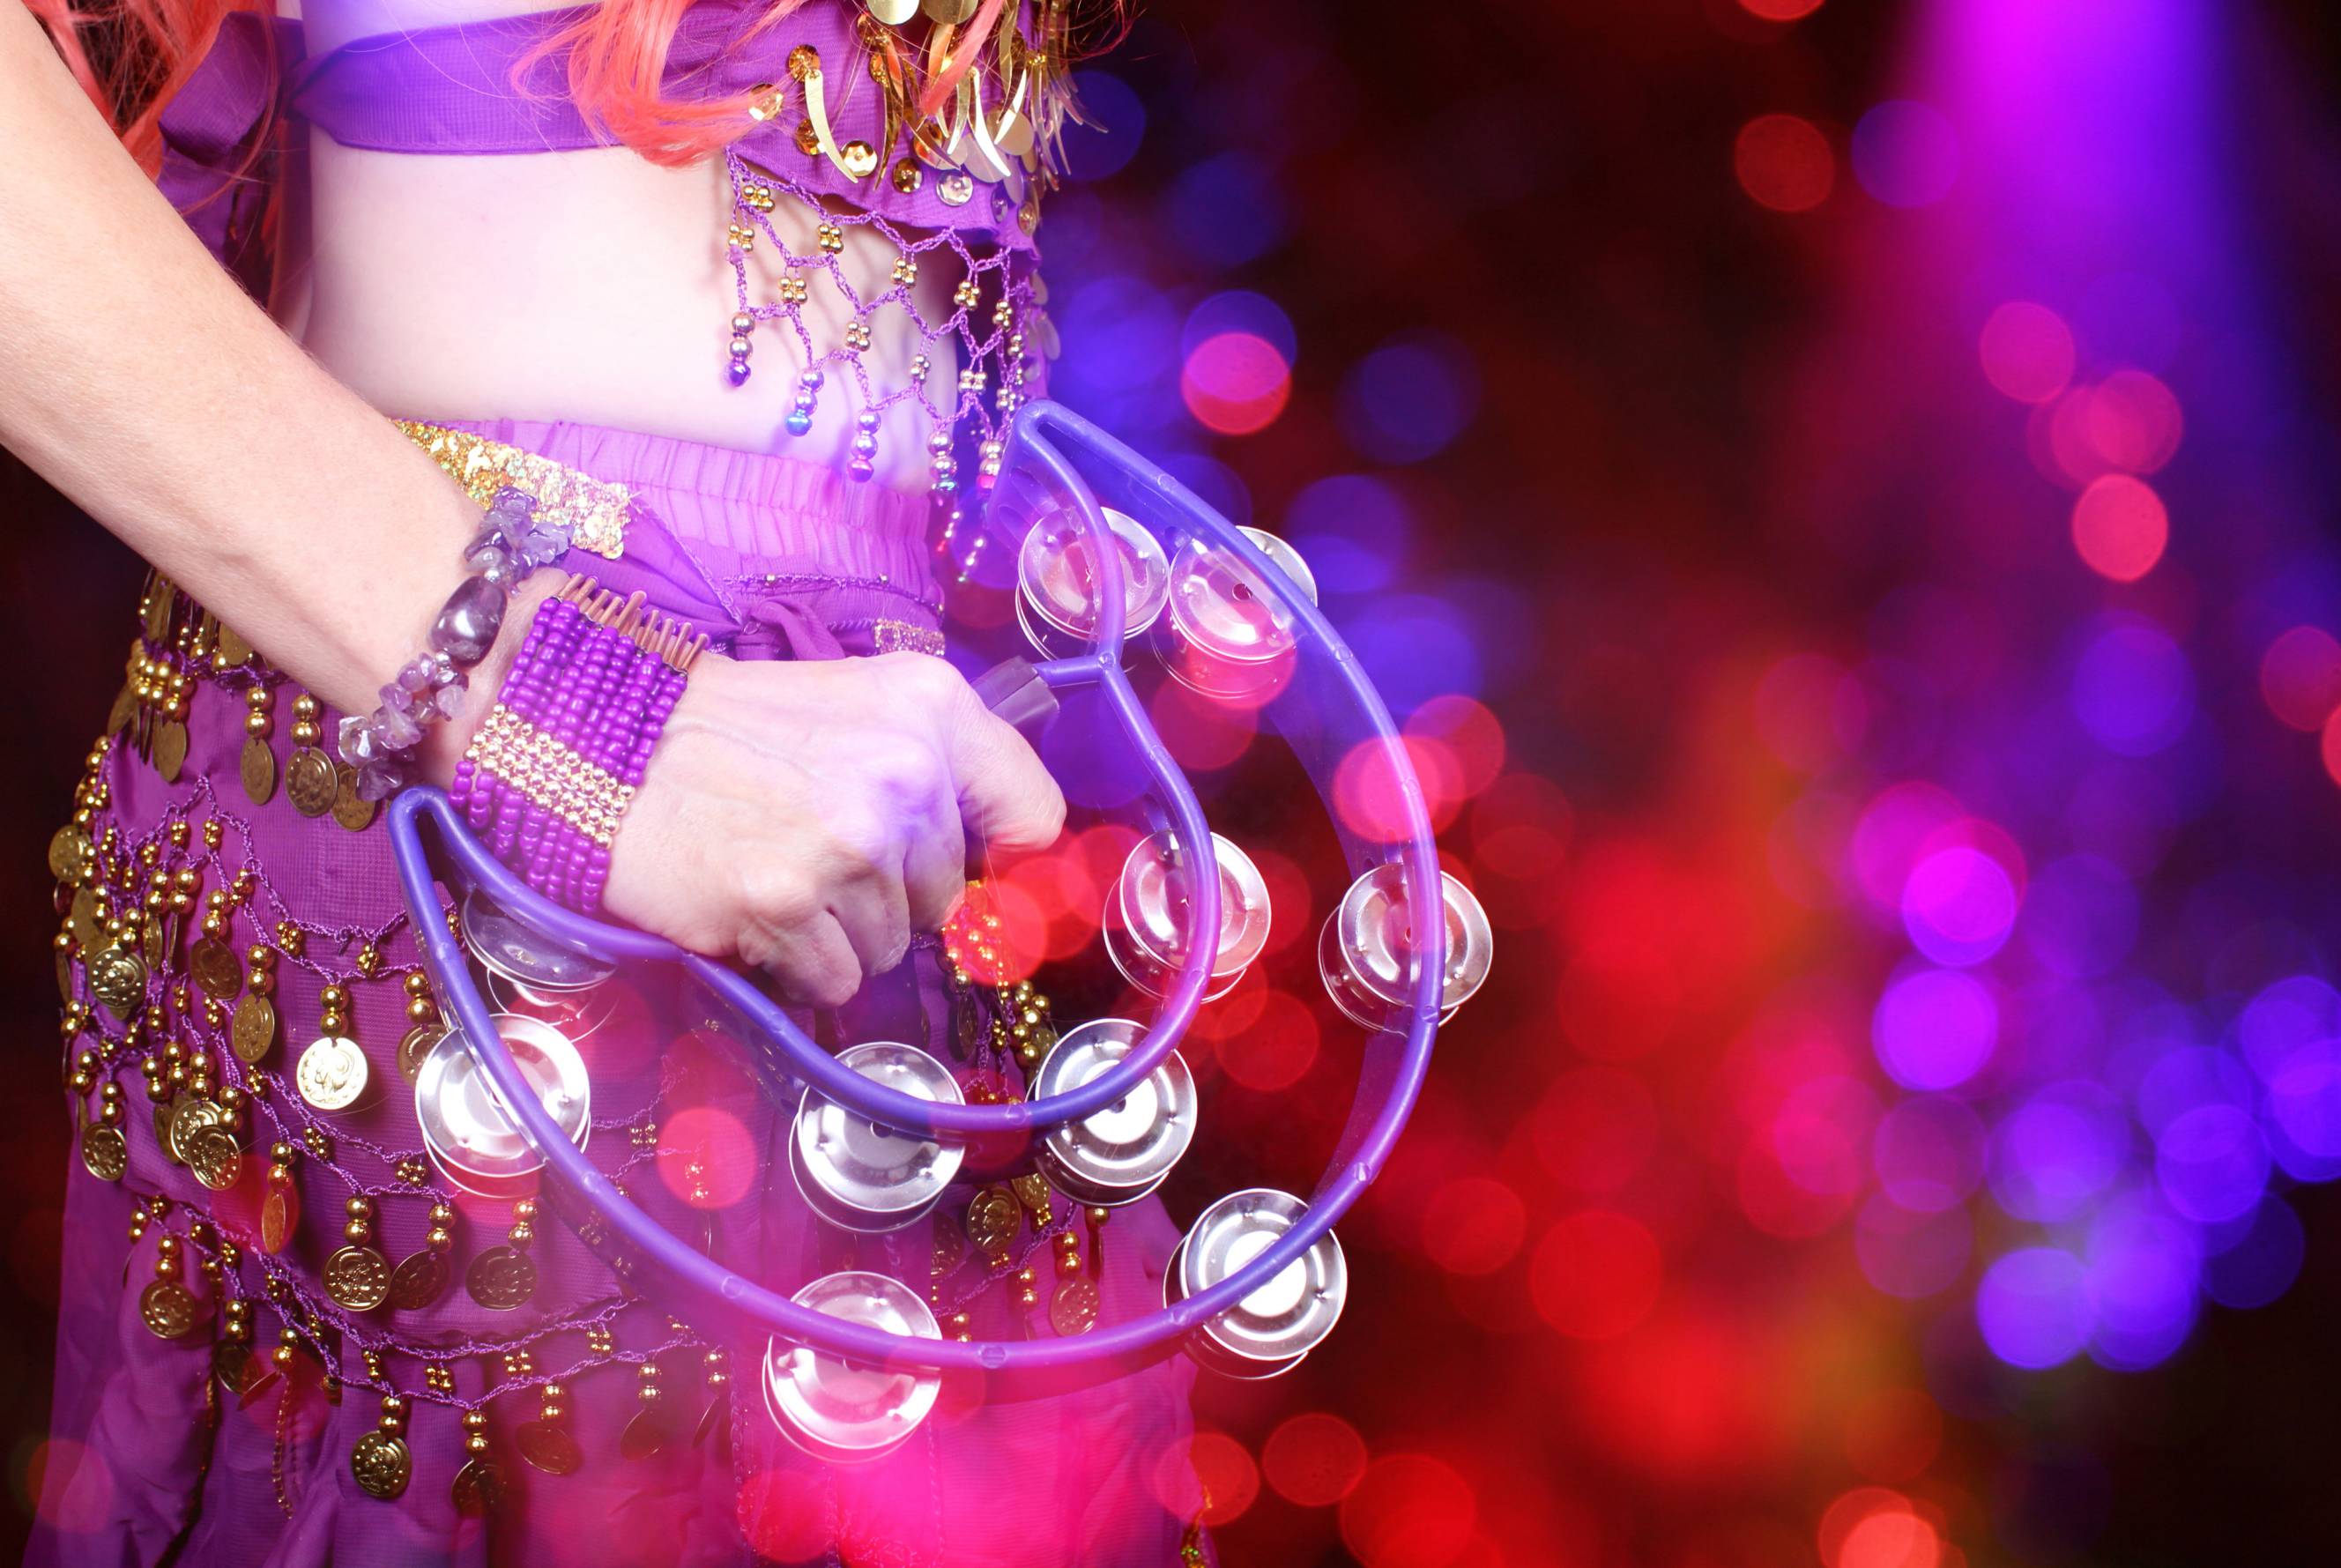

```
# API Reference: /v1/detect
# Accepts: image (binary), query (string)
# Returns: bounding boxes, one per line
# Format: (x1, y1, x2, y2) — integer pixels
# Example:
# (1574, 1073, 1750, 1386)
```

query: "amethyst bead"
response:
(430, 573, 508, 665)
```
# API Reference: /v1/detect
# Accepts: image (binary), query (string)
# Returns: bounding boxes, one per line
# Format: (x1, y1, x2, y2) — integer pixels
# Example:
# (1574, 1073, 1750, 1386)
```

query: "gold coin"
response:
(966, 1185, 1022, 1257)
(1010, 1171, 1054, 1215)
(929, 1211, 966, 1275)
(231, 992, 277, 1064)
(920, 0, 975, 23)
(142, 577, 173, 643)
(47, 825, 93, 883)
(55, 944, 74, 1005)
(106, 685, 137, 737)
(261, 1187, 296, 1255)
(387, 1249, 450, 1312)
(153, 718, 187, 783)
(152, 1100, 178, 1163)
(87, 945, 147, 1018)
(167, 1096, 224, 1165)
(70, 887, 101, 956)
(286, 747, 337, 817)
(450, 1456, 505, 1517)
(954, 994, 982, 1055)
(213, 1339, 267, 1399)
(141, 916, 164, 971)
(464, 1245, 538, 1312)
(619, 1406, 670, 1463)
(351, 1431, 412, 1500)
(139, 1279, 198, 1341)
(866, 0, 917, 22)
(190, 936, 242, 1000)
(186, 1125, 242, 1192)
(1049, 1277, 1100, 1337)
(216, 622, 252, 667)
(78, 1123, 127, 1182)
(240, 733, 277, 806)
(295, 1035, 368, 1111)
(323, 1244, 391, 1312)
(331, 764, 376, 832)
(397, 1023, 444, 1085)
(693, 1389, 729, 1450)
(516, 1420, 582, 1476)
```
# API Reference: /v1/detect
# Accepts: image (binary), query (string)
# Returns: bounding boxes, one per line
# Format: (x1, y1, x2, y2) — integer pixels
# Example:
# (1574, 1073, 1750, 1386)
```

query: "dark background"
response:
(11, 1, 2341, 1564)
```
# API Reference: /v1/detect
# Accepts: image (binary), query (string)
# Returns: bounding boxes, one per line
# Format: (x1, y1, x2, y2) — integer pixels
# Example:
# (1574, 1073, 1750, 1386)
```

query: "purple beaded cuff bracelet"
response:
(449, 576, 705, 917)
(337, 486, 576, 800)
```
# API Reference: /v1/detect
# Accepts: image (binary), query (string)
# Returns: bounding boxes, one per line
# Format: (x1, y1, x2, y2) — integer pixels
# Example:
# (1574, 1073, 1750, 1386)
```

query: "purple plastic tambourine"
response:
(389, 400, 1487, 1438)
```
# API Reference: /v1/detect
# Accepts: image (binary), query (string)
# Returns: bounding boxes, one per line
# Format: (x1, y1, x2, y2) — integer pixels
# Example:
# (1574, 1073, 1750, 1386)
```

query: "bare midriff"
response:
(279, 0, 959, 488)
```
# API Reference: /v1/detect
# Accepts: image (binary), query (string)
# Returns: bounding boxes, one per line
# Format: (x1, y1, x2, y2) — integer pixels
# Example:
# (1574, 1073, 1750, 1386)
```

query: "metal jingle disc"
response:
(867, 0, 918, 21)
(231, 992, 278, 1064)
(790, 1043, 965, 1234)
(464, 1245, 538, 1312)
(167, 1096, 224, 1165)
(1015, 505, 1171, 648)
(70, 886, 101, 957)
(216, 621, 253, 668)
(331, 763, 376, 832)
(619, 1405, 672, 1462)
(78, 1123, 127, 1183)
(55, 943, 73, 1006)
(1319, 864, 1494, 1031)
(1162, 527, 1316, 669)
(1034, 1019, 1197, 1208)
(413, 1013, 591, 1191)
(214, 1339, 275, 1401)
(485, 968, 619, 1046)
(388, 1248, 451, 1312)
(1106, 830, 1271, 1001)
(351, 1431, 412, 1500)
(1049, 1277, 1101, 1337)
(459, 885, 618, 993)
(517, 1420, 583, 1475)
(1168, 1188, 1346, 1379)
(762, 1272, 941, 1464)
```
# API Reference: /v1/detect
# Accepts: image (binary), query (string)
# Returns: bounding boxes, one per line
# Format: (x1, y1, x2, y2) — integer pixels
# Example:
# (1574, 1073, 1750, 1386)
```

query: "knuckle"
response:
(735, 860, 814, 927)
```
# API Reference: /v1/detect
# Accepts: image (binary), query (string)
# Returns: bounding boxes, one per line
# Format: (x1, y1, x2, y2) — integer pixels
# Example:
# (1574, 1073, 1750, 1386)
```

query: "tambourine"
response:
(388, 400, 1491, 1460)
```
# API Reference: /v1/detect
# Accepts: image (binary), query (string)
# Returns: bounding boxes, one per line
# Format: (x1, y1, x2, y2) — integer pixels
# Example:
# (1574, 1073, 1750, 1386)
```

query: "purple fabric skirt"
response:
(27, 417, 1203, 1567)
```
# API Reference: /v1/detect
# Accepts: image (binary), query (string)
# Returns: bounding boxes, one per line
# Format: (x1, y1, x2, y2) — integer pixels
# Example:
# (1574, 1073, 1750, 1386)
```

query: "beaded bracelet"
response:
(338, 487, 576, 801)
(450, 575, 705, 917)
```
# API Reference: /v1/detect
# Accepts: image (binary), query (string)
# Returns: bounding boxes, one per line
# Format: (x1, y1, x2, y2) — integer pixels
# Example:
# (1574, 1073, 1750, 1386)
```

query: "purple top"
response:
(158, 0, 1042, 296)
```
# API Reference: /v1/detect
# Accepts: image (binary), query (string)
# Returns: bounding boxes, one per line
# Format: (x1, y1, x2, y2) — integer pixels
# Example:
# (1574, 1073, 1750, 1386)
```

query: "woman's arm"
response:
(0, 4, 1064, 1000)
(0, 0, 511, 726)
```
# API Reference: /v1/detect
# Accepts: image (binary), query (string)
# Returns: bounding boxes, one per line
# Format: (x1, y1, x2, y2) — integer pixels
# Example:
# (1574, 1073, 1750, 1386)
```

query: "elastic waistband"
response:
(403, 415, 940, 594)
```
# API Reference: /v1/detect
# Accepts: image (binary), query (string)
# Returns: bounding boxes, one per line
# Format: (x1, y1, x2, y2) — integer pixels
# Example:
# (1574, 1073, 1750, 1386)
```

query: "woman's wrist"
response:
(413, 568, 567, 789)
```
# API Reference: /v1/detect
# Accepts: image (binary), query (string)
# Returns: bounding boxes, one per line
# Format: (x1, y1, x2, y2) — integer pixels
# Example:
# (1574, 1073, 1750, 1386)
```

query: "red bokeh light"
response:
(1741, 0, 1824, 18)
(1335, 735, 1463, 841)
(1339, 1454, 1478, 1568)
(1735, 115, 1835, 212)
(1155, 1431, 1261, 1526)
(1977, 301, 2076, 404)
(1422, 1176, 1528, 1274)
(655, 1104, 756, 1209)
(1529, 1210, 1664, 1339)
(738, 1468, 830, 1563)
(1530, 1065, 1661, 1193)
(1405, 695, 1508, 800)
(2260, 625, 2341, 732)
(1216, 985, 1320, 1093)
(1264, 1411, 1371, 1507)
(2084, 368, 2183, 474)
(1821, 1490, 1941, 1568)
(1181, 331, 1290, 435)
(1150, 675, 1260, 772)
(2069, 473, 2168, 583)
(1844, 1386, 1944, 1483)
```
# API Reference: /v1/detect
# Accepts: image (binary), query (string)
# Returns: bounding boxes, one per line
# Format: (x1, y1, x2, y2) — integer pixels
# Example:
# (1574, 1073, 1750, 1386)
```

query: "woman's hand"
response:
(599, 650, 1065, 1006)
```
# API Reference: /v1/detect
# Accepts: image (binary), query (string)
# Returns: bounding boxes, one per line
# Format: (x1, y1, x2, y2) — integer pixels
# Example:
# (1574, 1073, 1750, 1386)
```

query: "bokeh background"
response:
(11, 0, 2341, 1563)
